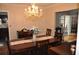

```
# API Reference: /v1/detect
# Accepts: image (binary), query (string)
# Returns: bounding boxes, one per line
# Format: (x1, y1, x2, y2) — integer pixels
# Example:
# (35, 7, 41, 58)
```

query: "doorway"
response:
(0, 11, 10, 54)
(56, 9, 78, 55)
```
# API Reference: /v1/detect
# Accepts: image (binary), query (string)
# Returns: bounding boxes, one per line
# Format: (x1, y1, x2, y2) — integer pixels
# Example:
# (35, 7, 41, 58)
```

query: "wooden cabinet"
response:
(17, 30, 33, 39)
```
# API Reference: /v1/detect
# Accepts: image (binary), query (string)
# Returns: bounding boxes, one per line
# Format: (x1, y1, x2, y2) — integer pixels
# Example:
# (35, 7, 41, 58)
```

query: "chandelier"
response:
(24, 3, 43, 17)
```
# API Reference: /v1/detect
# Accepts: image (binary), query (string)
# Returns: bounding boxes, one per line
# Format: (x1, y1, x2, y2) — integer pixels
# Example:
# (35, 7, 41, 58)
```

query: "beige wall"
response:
(0, 3, 78, 40)
(44, 3, 78, 37)
(0, 4, 48, 40)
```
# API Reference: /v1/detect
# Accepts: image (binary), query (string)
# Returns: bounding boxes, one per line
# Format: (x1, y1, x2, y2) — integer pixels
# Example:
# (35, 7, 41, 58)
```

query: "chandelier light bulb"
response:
(24, 3, 43, 17)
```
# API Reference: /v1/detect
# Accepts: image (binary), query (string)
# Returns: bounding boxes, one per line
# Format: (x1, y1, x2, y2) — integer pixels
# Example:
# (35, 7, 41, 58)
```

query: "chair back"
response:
(36, 40, 49, 48)
(46, 29, 52, 36)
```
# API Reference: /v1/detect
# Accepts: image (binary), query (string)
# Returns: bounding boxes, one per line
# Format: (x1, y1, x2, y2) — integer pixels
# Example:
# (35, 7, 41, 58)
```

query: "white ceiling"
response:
(35, 3, 54, 7)
(0, 3, 54, 7)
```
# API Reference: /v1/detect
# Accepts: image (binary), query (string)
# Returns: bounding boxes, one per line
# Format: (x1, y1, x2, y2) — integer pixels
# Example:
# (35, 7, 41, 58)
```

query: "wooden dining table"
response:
(48, 44, 72, 55)
(9, 36, 54, 54)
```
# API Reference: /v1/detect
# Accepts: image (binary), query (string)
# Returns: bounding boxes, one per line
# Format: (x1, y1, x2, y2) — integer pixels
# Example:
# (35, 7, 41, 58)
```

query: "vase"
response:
(33, 34, 36, 46)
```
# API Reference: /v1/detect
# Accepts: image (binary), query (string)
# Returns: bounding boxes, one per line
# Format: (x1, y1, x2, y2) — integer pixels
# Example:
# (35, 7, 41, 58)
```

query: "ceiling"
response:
(0, 3, 54, 7)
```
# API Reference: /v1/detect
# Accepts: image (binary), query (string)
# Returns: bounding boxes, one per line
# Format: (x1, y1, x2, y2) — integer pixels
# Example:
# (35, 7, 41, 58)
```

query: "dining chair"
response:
(35, 40, 49, 55)
(46, 29, 52, 36)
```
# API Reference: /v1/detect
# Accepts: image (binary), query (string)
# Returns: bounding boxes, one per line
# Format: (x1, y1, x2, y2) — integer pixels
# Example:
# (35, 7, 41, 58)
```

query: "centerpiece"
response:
(31, 26, 39, 46)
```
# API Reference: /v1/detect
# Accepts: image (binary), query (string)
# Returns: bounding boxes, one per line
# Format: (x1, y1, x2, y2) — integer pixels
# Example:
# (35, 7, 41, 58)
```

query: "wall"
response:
(44, 3, 78, 37)
(0, 4, 48, 40)
(0, 3, 78, 40)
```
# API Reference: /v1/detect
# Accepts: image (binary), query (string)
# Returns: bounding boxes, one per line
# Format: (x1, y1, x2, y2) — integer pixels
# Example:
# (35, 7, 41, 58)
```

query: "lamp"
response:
(24, 3, 43, 17)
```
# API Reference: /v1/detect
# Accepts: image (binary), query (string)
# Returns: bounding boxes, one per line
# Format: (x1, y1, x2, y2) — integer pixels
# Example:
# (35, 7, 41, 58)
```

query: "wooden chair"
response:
(35, 40, 49, 55)
(46, 29, 52, 36)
